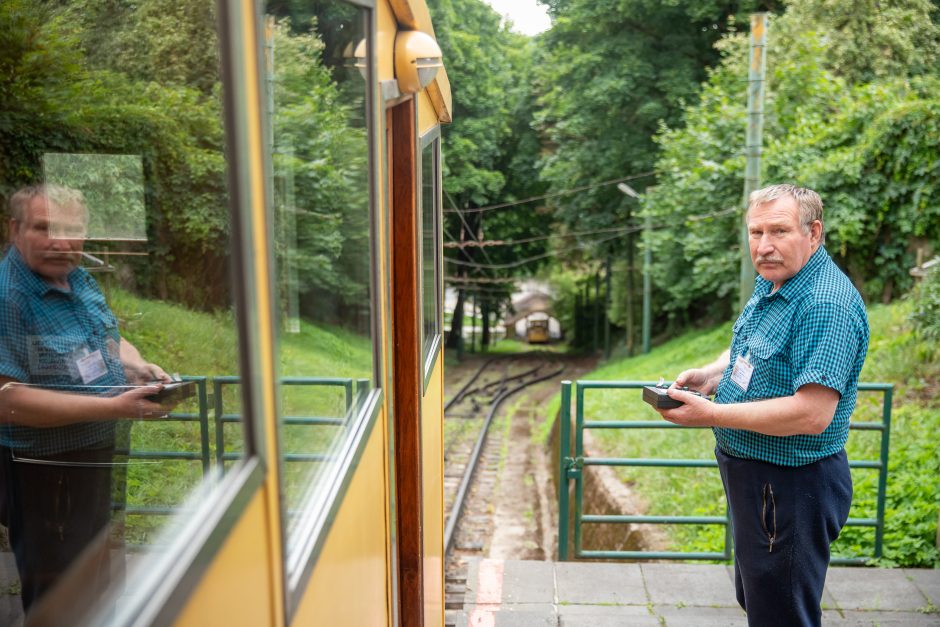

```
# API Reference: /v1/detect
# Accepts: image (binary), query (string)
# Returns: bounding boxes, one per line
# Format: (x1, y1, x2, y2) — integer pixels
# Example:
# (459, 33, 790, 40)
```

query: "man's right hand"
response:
(112, 384, 174, 419)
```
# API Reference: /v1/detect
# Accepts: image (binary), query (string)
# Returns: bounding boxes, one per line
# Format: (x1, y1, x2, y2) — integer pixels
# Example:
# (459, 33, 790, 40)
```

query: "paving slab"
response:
(906, 568, 940, 606)
(823, 609, 940, 626)
(462, 603, 559, 627)
(452, 559, 940, 627)
(554, 561, 647, 605)
(653, 604, 748, 626)
(559, 603, 660, 627)
(641, 563, 740, 607)
(825, 566, 931, 611)
(492, 605, 557, 626)
(501, 560, 555, 604)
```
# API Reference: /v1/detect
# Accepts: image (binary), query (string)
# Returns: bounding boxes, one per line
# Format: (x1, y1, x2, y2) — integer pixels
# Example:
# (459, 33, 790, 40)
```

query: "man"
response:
(0, 184, 173, 613)
(656, 184, 869, 627)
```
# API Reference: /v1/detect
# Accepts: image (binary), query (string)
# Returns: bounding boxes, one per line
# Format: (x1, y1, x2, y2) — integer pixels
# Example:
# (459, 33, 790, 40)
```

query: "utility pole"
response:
(470, 291, 476, 353)
(604, 256, 611, 359)
(642, 211, 651, 354)
(740, 12, 768, 311)
(618, 183, 640, 355)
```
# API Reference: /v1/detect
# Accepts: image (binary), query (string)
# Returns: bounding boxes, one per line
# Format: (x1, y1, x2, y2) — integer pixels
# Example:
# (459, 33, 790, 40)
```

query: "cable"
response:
(446, 231, 627, 270)
(445, 276, 519, 284)
(443, 205, 739, 271)
(443, 224, 636, 249)
(446, 190, 499, 269)
(443, 171, 657, 215)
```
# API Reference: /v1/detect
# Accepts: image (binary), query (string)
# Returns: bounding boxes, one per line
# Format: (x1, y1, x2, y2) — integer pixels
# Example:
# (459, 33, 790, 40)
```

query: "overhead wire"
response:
(444, 205, 739, 271)
(443, 170, 657, 215)
(444, 224, 636, 249)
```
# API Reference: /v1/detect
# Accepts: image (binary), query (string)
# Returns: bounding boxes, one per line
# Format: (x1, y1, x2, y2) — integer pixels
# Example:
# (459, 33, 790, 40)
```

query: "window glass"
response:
(0, 0, 245, 620)
(421, 135, 442, 370)
(262, 1, 375, 571)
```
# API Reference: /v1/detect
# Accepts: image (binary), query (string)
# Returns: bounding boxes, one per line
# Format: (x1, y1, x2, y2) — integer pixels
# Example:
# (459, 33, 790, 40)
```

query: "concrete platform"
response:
(450, 559, 940, 626)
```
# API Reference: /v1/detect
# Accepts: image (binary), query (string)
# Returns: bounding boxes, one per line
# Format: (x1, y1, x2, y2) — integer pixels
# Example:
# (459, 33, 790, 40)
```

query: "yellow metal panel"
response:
(240, 0, 288, 619)
(377, 0, 397, 83)
(292, 413, 392, 626)
(417, 90, 437, 137)
(421, 354, 444, 626)
(426, 73, 452, 124)
(174, 490, 276, 626)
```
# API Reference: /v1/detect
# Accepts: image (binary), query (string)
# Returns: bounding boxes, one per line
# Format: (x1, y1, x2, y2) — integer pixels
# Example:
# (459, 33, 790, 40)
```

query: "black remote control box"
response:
(146, 380, 195, 404)
(642, 385, 706, 410)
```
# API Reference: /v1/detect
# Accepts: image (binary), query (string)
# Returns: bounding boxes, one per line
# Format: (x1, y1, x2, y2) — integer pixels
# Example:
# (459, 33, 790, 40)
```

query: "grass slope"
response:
(106, 288, 372, 543)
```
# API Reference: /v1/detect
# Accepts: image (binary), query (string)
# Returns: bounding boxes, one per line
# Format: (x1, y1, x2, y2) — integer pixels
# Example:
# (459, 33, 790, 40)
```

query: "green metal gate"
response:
(558, 380, 893, 565)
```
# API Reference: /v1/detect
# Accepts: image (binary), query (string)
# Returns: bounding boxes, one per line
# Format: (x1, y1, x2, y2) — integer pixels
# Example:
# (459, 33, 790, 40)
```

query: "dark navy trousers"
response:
(0, 445, 115, 612)
(716, 447, 852, 627)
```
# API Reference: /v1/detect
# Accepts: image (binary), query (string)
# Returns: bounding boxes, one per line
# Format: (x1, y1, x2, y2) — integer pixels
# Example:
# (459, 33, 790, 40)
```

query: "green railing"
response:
(558, 380, 893, 565)
(212, 376, 367, 464)
(119, 376, 361, 517)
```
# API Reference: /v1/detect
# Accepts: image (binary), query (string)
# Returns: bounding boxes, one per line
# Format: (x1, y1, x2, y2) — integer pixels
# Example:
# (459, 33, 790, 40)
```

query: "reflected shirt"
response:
(713, 247, 870, 466)
(0, 247, 125, 455)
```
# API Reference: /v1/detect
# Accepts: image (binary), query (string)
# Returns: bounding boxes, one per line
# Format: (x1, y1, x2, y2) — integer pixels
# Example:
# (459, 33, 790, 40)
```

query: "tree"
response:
(640, 0, 940, 325)
(427, 0, 549, 350)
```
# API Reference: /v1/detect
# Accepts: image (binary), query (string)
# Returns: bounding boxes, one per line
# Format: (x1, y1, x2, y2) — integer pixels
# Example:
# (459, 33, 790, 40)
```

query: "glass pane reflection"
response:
(0, 0, 244, 621)
(421, 137, 442, 357)
(264, 3, 375, 558)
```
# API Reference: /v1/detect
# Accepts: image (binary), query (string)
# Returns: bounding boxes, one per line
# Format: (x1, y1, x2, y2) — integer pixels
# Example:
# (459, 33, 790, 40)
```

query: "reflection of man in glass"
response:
(0, 184, 172, 613)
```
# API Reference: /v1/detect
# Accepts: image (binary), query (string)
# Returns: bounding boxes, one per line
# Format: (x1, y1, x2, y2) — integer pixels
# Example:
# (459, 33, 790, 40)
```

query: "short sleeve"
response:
(0, 296, 30, 382)
(790, 301, 861, 396)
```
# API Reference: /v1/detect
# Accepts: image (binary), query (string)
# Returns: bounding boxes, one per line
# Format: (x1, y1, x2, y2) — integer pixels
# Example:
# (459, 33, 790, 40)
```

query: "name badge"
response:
(730, 351, 754, 391)
(77, 349, 108, 384)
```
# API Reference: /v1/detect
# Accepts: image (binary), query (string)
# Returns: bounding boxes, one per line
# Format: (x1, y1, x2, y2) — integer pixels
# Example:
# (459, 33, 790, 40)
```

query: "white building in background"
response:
(444, 279, 561, 342)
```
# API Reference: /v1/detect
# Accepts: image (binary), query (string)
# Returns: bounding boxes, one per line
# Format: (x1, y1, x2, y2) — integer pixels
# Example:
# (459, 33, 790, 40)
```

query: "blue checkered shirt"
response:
(713, 247, 870, 466)
(0, 247, 126, 455)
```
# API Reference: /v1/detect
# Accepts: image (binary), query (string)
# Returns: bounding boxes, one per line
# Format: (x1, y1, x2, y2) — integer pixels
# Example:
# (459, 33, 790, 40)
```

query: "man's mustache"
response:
(756, 256, 784, 264)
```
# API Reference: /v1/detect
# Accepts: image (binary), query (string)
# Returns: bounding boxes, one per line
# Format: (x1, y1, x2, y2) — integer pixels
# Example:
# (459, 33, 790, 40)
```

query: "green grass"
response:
(553, 300, 939, 567)
(105, 287, 372, 544)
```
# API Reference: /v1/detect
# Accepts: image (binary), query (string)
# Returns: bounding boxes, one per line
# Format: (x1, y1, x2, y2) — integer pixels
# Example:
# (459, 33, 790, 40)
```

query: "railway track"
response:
(442, 354, 566, 619)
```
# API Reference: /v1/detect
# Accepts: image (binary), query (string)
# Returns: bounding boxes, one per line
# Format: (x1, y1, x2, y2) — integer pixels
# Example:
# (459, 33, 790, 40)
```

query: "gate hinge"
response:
(564, 456, 583, 480)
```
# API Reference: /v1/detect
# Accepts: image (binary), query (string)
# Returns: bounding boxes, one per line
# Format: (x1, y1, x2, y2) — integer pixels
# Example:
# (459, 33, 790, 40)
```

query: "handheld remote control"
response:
(642, 384, 706, 410)
(146, 380, 196, 404)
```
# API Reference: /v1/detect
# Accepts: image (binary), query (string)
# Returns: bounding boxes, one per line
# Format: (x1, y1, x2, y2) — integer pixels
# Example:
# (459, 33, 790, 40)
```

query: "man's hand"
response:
(111, 384, 175, 419)
(671, 349, 730, 397)
(674, 368, 714, 396)
(656, 388, 717, 428)
(120, 338, 173, 384)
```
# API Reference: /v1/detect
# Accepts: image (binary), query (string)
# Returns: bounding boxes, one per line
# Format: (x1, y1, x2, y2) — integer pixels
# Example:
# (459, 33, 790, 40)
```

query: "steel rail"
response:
(444, 356, 501, 413)
(444, 363, 566, 555)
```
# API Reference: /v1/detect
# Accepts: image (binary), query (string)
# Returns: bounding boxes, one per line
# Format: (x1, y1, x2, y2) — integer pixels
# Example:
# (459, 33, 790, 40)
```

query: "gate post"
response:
(558, 381, 572, 560)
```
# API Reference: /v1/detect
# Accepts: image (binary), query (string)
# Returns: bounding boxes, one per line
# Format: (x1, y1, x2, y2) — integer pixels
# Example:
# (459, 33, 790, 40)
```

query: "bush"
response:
(910, 266, 940, 344)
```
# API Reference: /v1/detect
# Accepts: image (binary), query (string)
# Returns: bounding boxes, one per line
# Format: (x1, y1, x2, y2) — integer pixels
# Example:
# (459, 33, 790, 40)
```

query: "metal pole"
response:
(740, 12, 767, 311)
(604, 256, 611, 359)
(642, 213, 651, 354)
(470, 291, 477, 353)
(558, 381, 572, 560)
(593, 271, 600, 354)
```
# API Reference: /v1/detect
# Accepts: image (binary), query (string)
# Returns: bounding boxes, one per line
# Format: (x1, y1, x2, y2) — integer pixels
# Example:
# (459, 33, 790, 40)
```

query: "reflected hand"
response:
(125, 362, 172, 385)
(113, 385, 171, 419)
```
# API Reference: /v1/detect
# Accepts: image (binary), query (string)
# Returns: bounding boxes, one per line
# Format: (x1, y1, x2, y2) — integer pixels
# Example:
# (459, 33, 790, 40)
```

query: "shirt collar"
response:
(762, 246, 828, 302)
